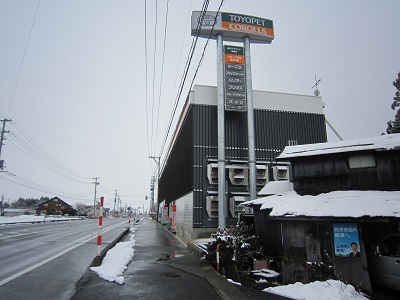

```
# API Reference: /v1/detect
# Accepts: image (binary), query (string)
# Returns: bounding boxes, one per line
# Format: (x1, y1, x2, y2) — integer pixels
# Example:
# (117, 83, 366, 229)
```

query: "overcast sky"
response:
(1, 0, 399, 210)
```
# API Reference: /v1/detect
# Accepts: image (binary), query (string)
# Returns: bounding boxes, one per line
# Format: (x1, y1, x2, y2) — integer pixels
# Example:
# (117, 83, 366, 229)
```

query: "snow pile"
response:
(264, 280, 368, 300)
(90, 229, 136, 285)
(243, 190, 400, 218)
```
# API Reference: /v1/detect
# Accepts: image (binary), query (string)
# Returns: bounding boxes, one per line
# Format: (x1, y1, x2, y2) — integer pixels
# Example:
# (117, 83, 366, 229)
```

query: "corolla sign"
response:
(191, 11, 274, 44)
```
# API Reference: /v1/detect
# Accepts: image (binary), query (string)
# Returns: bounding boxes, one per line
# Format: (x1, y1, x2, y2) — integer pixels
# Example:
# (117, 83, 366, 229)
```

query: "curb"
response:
(187, 242, 207, 257)
(90, 226, 130, 267)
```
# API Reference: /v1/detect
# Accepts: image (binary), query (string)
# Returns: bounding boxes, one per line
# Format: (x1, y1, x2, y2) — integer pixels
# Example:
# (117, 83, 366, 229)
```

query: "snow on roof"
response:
(278, 133, 400, 159)
(258, 180, 294, 196)
(241, 190, 400, 218)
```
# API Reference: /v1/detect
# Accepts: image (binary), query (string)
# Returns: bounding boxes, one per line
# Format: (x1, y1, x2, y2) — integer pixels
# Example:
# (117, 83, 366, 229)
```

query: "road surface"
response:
(0, 218, 128, 300)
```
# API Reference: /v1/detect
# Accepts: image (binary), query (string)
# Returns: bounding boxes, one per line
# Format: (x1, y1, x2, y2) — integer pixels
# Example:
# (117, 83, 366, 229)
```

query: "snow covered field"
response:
(0, 215, 82, 224)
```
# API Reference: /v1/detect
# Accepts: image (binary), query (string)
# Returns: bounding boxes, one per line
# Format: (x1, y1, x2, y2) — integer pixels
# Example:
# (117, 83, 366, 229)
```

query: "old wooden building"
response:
(242, 134, 400, 292)
(35, 197, 77, 216)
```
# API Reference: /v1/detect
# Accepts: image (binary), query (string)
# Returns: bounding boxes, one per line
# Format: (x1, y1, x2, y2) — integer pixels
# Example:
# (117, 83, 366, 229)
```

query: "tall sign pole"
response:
(244, 37, 257, 200)
(216, 33, 226, 229)
(191, 11, 274, 227)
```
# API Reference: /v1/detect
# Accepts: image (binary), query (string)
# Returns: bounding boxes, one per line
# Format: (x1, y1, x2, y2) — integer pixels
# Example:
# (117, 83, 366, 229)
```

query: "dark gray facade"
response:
(159, 101, 327, 230)
(280, 150, 400, 195)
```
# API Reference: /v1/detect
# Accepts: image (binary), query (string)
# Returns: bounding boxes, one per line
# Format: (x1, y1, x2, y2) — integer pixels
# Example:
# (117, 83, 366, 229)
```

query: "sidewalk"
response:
(73, 217, 290, 300)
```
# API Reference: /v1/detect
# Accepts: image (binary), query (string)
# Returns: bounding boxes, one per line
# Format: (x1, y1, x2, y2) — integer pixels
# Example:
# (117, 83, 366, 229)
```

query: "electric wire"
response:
(150, 0, 159, 156)
(153, 0, 170, 154)
(0, 175, 93, 202)
(7, 123, 92, 184)
(7, 135, 92, 185)
(10, 122, 91, 180)
(6, 0, 41, 117)
(158, 0, 210, 159)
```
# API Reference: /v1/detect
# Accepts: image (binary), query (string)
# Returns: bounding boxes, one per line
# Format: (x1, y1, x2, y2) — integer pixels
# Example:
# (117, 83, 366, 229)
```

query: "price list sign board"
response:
(224, 45, 246, 111)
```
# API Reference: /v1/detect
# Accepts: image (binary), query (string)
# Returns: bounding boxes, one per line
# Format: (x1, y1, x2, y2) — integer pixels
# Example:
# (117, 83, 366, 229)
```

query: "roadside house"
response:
(241, 134, 400, 291)
(35, 197, 77, 216)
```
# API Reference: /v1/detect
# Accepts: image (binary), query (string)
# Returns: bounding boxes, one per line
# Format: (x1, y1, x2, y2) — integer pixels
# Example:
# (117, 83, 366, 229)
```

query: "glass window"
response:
(380, 236, 400, 257)
(348, 153, 376, 169)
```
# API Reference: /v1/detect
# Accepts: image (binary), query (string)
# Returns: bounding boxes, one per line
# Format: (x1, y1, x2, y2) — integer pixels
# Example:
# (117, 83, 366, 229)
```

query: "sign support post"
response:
(217, 33, 226, 229)
(244, 36, 257, 200)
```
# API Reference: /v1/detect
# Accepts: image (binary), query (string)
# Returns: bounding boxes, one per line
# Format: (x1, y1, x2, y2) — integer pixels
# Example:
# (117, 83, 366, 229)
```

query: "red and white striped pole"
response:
(97, 196, 104, 257)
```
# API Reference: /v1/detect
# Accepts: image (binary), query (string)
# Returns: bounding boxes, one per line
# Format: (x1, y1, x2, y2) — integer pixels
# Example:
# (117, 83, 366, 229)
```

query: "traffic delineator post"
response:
(97, 196, 104, 257)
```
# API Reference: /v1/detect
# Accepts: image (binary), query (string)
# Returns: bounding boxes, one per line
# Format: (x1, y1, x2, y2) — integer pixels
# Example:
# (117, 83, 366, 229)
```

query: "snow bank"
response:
(90, 229, 136, 285)
(264, 280, 368, 300)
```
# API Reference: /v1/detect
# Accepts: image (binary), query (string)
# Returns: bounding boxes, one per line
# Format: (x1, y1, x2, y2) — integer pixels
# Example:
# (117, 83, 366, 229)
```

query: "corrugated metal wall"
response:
(159, 104, 327, 228)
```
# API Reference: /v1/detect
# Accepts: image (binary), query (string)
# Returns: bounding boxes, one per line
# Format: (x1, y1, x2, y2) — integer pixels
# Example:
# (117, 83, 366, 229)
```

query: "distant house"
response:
(35, 197, 77, 216)
(242, 134, 400, 292)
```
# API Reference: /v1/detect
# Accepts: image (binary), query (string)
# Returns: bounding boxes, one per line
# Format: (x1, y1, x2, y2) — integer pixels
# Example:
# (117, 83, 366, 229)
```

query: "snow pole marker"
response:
(97, 196, 104, 257)
(216, 243, 222, 271)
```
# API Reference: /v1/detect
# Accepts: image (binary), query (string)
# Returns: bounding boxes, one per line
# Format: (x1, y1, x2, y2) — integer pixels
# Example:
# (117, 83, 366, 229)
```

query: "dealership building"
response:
(158, 85, 327, 240)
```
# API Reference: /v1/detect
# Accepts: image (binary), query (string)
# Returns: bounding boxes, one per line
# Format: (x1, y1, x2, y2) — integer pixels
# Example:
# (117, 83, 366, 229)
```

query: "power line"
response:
(150, 0, 159, 156)
(0, 174, 93, 201)
(8, 122, 92, 182)
(153, 0, 170, 154)
(158, 1, 211, 159)
(7, 0, 41, 117)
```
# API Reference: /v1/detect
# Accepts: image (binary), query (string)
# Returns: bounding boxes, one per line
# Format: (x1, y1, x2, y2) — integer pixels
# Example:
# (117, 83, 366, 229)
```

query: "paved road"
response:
(73, 217, 289, 300)
(0, 218, 128, 300)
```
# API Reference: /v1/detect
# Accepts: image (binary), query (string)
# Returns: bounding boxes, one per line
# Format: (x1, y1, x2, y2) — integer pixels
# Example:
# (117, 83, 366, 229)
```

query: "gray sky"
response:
(1, 0, 399, 210)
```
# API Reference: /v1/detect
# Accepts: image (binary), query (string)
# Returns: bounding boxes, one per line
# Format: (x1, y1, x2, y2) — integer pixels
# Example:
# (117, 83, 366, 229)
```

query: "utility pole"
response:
(149, 156, 160, 220)
(1, 193, 4, 209)
(114, 190, 118, 216)
(0, 119, 11, 169)
(150, 176, 155, 217)
(92, 177, 100, 217)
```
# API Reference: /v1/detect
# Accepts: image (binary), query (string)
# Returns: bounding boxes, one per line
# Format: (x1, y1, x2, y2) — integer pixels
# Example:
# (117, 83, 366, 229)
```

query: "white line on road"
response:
(0, 221, 127, 287)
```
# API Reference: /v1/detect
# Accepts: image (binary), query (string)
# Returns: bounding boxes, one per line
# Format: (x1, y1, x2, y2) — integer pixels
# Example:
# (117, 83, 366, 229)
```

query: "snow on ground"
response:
(90, 228, 136, 285)
(0, 215, 82, 224)
(264, 280, 368, 300)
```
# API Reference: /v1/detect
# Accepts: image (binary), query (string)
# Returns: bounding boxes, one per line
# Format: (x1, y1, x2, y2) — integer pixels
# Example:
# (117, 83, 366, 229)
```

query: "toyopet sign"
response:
(191, 11, 274, 43)
(224, 45, 246, 111)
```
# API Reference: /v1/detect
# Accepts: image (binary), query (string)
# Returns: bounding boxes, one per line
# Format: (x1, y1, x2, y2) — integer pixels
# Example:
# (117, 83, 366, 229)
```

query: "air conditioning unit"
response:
(207, 163, 218, 185)
(205, 196, 218, 218)
(272, 165, 289, 181)
(229, 196, 249, 218)
(256, 165, 269, 187)
(228, 165, 248, 186)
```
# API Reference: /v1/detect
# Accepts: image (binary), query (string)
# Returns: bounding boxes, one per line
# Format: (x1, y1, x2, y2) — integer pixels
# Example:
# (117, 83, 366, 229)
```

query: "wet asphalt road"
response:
(72, 217, 290, 300)
(73, 217, 222, 299)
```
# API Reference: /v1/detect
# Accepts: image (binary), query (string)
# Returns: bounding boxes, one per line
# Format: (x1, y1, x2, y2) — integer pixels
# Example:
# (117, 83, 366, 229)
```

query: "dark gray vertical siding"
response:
(159, 104, 327, 228)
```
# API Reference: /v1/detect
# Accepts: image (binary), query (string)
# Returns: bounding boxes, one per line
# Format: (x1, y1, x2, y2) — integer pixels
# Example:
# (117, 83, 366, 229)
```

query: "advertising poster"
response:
(332, 223, 361, 257)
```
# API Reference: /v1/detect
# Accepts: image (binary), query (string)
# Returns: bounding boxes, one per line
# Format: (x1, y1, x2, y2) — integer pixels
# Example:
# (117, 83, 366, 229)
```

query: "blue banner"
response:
(332, 223, 360, 257)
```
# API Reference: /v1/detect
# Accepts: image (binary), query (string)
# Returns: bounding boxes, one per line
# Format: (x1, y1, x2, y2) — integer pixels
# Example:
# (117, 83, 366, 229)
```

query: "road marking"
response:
(0, 221, 126, 286)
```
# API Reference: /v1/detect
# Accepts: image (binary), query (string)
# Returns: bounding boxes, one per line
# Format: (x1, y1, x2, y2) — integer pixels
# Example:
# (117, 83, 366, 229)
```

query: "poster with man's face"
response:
(332, 223, 361, 257)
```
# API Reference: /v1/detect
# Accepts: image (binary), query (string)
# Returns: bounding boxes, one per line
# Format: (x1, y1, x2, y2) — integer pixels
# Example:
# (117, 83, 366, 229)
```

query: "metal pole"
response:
(325, 118, 343, 141)
(93, 177, 99, 217)
(244, 37, 257, 200)
(216, 34, 226, 229)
